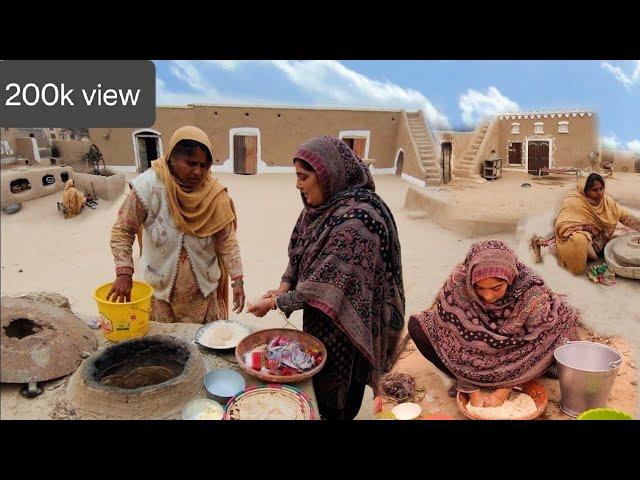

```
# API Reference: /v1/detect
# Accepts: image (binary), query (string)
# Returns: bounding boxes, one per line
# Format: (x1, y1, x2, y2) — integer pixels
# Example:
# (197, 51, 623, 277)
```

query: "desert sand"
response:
(1, 171, 638, 419)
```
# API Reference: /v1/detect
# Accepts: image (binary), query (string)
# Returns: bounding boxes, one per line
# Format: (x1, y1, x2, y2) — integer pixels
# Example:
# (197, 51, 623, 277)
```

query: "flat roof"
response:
(156, 103, 409, 113)
(498, 109, 595, 118)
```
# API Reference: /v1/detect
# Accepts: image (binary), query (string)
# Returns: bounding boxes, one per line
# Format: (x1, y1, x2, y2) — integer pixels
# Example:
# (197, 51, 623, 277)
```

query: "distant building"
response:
(89, 104, 443, 186)
(435, 109, 600, 181)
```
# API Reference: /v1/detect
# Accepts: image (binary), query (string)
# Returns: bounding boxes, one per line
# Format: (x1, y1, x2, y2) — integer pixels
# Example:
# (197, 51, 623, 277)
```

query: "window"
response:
(511, 122, 520, 134)
(558, 121, 569, 134)
(534, 122, 544, 134)
(50, 133, 56, 139)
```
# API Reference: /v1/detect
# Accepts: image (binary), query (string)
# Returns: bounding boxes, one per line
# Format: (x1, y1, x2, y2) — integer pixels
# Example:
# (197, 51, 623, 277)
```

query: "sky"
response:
(153, 60, 640, 153)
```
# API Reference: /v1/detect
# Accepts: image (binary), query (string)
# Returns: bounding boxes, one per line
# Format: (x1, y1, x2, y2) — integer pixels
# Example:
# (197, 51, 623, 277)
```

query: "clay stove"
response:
(67, 335, 206, 419)
(1, 297, 98, 396)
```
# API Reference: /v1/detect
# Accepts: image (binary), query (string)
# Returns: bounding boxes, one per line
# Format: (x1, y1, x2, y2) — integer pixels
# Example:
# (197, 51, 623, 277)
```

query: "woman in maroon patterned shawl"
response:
(248, 136, 405, 420)
(408, 240, 580, 408)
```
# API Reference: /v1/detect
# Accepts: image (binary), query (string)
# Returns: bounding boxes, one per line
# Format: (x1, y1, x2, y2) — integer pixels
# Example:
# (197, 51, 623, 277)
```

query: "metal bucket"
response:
(554, 341, 623, 417)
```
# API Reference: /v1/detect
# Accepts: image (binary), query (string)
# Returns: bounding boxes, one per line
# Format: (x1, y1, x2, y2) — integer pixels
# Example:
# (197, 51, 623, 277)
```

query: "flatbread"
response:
(228, 391, 304, 420)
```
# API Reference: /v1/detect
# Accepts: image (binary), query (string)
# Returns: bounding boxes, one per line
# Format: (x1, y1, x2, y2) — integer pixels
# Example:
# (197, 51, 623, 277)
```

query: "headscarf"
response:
(151, 126, 235, 238)
(283, 136, 405, 391)
(410, 240, 579, 390)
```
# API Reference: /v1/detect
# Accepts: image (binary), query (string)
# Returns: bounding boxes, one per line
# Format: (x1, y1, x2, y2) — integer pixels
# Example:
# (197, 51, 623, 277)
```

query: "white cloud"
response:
(601, 134, 619, 150)
(157, 60, 450, 128)
(169, 60, 209, 92)
(627, 140, 640, 153)
(270, 60, 450, 129)
(601, 60, 640, 89)
(157, 65, 284, 106)
(458, 86, 520, 126)
(207, 60, 241, 71)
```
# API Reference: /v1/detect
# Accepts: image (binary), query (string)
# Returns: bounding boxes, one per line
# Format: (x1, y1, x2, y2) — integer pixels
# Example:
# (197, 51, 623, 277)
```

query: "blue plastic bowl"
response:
(204, 369, 246, 404)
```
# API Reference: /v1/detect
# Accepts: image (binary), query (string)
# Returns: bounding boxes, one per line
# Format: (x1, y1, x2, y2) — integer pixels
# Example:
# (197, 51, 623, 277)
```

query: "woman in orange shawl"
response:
(108, 126, 245, 323)
(553, 173, 640, 274)
(61, 179, 86, 218)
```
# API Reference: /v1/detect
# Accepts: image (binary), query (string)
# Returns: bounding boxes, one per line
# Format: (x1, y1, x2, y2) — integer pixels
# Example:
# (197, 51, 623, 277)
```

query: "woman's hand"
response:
(469, 388, 511, 408)
(469, 388, 512, 408)
(484, 387, 512, 407)
(261, 282, 290, 299)
(232, 284, 245, 314)
(107, 274, 132, 303)
(247, 297, 274, 318)
(469, 390, 488, 408)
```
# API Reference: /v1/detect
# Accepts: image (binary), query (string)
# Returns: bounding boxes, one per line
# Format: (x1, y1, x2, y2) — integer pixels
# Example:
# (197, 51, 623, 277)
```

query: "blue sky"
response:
(153, 60, 640, 152)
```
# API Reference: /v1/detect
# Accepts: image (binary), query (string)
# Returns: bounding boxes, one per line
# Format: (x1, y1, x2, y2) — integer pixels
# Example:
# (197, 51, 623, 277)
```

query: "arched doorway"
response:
(395, 150, 404, 176)
(133, 129, 163, 173)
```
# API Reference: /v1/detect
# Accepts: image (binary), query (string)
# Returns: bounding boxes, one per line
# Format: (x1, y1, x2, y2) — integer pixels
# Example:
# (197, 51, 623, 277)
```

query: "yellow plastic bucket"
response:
(93, 281, 153, 342)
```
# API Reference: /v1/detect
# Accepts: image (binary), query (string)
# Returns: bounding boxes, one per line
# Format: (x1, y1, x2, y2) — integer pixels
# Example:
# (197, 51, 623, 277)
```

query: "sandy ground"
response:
(2, 172, 639, 419)
(406, 171, 640, 236)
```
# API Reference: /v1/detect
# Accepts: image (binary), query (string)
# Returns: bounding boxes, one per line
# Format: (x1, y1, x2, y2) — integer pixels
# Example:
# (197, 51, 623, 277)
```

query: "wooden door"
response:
(352, 138, 366, 158)
(508, 142, 522, 166)
(527, 141, 549, 175)
(137, 137, 148, 172)
(233, 135, 258, 174)
(441, 142, 452, 184)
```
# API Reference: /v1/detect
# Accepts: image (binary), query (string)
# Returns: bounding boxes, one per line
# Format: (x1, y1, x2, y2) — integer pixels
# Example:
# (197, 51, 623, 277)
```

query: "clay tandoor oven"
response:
(67, 335, 206, 419)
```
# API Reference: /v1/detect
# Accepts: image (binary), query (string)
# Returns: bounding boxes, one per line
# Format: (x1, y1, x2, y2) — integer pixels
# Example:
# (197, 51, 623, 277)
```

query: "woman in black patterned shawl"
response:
(248, 136, 405, 420)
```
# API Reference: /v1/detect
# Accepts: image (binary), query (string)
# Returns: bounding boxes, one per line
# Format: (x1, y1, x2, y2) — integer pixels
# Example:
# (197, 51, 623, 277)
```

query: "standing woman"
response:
(248, 136, 405, 420)
(108, 126, 245, 323)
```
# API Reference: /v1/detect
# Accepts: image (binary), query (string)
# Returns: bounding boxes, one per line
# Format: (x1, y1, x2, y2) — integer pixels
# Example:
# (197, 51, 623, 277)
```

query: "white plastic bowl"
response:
(181, 398, 224, 420)
(391, 402, 422, 420)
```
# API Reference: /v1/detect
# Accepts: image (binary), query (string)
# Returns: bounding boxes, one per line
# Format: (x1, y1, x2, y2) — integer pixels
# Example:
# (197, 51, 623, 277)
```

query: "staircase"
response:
(452, 120, 490, 178)
(406, 112, 441, 185)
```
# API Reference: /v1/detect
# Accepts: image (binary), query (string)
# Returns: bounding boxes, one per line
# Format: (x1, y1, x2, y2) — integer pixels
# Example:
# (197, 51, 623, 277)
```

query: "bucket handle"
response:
(132, 305, 152, 315)
(609, 359, 622, 370)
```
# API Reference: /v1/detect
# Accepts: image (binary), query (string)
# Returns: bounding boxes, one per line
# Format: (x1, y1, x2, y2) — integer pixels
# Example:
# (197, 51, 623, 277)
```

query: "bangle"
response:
(231, 279, 244, 288)
(271, 296, 277, 310)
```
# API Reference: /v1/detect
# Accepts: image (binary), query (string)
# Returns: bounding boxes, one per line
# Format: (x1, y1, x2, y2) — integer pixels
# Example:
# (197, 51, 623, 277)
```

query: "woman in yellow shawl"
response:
(108, 126, 245, 323)
(552, 173, 640, 274)
(61, 179, 86, 218)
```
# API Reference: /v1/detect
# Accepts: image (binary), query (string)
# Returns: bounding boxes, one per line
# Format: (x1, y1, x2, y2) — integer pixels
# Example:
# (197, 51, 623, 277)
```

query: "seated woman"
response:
(61, 179, 86, 218)
(408, 240, 580, 408)
(534, 173, 640, 274)
(247, 136, 405, 420)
